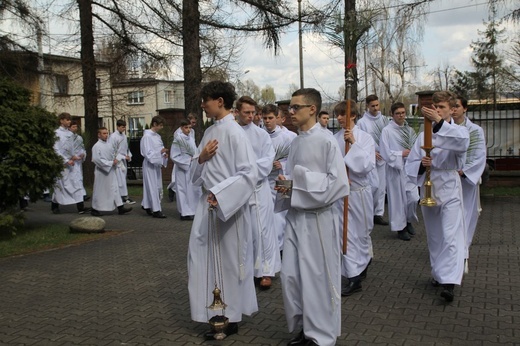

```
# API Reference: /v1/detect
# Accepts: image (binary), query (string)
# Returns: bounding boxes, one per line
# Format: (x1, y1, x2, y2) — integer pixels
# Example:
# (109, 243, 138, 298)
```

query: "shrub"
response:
(0, 78, 63, 231)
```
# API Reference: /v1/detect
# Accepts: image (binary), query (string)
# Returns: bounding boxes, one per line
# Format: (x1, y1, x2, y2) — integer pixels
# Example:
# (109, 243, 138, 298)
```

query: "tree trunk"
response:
(344, 0, 358, 102)
(183, 0, 203, 144)
(78, 0, 98, 186)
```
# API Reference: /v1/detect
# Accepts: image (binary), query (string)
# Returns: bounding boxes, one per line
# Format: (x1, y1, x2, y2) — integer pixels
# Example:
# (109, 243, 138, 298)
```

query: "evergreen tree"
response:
(0, 78, 63, 226)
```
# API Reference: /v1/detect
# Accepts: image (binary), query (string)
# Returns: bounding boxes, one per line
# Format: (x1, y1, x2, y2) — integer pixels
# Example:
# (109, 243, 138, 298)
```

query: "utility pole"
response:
(298, 0, 304, 89)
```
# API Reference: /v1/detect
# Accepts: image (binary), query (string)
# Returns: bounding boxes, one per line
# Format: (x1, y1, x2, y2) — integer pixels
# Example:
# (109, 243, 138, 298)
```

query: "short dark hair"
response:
(318, 110, 329, 118)
(151, 116, 165, 127)
(179, 119, 190, 127)
(333, 100, 359, 117)
(70, 120, 80, 127)
(58, 112, 71, 121)
(292, 88, 322, 114)
(456, 95, 468, 108)
(116, 119, 127, 127)
(187, 113, 197, 121)
(236, 96, 257, 111)
(97, 127, 108, 134)
(201, 81, 237, 109)
(390, 102, 406, 115)
(365, 94, 379, 104)
(262, 104, 279, 116)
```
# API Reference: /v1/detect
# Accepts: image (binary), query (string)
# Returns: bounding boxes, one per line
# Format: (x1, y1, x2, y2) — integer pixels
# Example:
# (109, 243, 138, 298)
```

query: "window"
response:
(127, 91, 144, 105)
(128, 116, 146, 138)
(54, 75, 69, 95)
(96, 78, 101, 96)
(164, 90, 173, 104)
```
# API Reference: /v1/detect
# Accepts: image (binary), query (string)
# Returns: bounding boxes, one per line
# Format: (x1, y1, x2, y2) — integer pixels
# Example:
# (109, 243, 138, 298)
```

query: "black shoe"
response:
(359, 258, 372, 281)
(180, 215, 194, 221)
(78, 207, 92, 215)
(430, 278, 440, 287)
(91, 209, 101, 216)
(407, 222, 416, 236)
(141, 206, 153, 215)
(204, 322, 238, 340)
(303, 340, 318, 346)
(440, 284, 455, 302)
(341, 278, 362, 296)
(397, 230, 411, 241)
(287, 330, 306, 345)
(152, 211, 167, 218)
(118, 206, 132, 215)
(168, 188, 175, 202)
(374, 215, 389, 225)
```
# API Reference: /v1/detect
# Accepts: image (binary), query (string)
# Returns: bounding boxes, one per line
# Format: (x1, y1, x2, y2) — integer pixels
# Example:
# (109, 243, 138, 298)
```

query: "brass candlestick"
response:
(419, 147, 436, 207)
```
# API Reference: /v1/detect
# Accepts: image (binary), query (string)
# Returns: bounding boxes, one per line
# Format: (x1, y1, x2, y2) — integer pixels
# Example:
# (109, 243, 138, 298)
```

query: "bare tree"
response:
(318, 0, 429, 103)
(429, 64, 454, 91)
(365, 0, 428, 104)
(0, 0, 43, 51)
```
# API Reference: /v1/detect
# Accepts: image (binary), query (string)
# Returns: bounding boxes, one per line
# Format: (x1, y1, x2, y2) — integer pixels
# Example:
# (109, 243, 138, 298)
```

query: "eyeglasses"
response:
(288, 104, 312, 112)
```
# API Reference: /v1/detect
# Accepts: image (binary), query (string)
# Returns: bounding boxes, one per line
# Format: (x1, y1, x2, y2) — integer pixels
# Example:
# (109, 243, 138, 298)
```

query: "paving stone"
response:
(1, 196, 519, 345)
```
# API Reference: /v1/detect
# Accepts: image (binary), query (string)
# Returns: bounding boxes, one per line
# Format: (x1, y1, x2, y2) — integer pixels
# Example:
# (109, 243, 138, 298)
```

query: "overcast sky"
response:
(7, 0, 519, 102)
(238, 0, 519, 101)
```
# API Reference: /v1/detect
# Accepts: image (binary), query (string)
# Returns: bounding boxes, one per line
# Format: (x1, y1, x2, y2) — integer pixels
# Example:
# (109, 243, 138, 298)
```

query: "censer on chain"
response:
(206, 204, 229, 340)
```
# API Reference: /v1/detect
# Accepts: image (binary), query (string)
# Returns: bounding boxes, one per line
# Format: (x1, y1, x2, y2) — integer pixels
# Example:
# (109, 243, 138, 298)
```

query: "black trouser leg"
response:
(76, 202, 84, 212)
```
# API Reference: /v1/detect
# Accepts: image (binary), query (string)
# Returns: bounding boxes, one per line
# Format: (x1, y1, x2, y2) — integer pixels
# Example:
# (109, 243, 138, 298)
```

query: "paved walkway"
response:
(1, 195, 519, 345)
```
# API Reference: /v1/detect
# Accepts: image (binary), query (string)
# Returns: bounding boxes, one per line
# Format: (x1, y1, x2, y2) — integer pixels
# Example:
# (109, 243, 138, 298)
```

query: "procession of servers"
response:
(49, 82, 485, 346)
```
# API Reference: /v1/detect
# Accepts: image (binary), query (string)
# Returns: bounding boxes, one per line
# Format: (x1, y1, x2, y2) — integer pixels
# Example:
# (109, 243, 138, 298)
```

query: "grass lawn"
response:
(0, 221, 125, 259)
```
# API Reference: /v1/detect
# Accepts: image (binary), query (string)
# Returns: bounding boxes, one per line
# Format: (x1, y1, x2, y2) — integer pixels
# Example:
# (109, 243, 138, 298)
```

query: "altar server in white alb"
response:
(51, 112, 89, 214)
(333, 100, 376, 297)
(452, 95, 487, 272)
(236, 96, 280, 290)
(168, 113, 197, 202)
(109, 119, 135, 205)
(379, 102, 420, 241)
(405, 91, 469, 303)
(140, 116, 169, 218)
(170, 119, 200, 220)
(69, 120, 87, 201)
(262, 104, 295, 255)
(90, 127, 132, 216)
(276, 107, 297, 141)
(276, 88, 349, 346)
(357, 94, 390, 226)
(187, 81, 258, 340)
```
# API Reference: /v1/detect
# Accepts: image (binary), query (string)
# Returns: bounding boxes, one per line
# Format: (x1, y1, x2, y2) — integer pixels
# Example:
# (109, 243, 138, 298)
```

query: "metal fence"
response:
(468, 92, 520, 170)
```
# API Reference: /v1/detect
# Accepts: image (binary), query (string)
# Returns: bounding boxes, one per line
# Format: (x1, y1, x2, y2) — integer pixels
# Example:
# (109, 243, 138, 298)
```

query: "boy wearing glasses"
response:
(276, 88, 349, 346)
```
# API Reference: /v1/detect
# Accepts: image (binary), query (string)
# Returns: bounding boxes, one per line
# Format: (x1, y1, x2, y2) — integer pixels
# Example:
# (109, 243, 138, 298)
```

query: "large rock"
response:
(69, 217, 106, 233)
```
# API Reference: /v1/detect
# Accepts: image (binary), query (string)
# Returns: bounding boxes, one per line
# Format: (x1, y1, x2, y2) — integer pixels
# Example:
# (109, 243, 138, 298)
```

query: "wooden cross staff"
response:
(343, 67, 355, 255)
